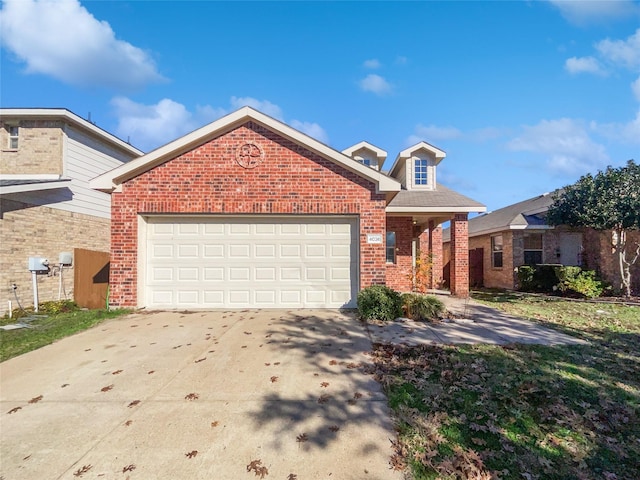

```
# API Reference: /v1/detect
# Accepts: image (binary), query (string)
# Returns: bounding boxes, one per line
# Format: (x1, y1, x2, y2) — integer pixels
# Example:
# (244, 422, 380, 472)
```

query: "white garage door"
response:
(143, 216, 358, 309)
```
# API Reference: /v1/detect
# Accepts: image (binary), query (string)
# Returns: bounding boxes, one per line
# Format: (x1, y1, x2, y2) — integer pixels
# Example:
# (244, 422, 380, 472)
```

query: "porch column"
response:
(428, 220, 443, 289)
(450, 213, 469, 297)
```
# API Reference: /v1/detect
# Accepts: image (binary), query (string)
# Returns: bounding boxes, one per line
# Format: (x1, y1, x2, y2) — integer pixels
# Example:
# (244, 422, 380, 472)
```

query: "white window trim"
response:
(491, 234, 503, 268)
(7, 126, 18, 150)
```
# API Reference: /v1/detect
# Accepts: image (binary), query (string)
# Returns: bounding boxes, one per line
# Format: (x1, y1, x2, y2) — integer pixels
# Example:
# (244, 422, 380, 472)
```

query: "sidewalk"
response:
(367, 294, 588, 346)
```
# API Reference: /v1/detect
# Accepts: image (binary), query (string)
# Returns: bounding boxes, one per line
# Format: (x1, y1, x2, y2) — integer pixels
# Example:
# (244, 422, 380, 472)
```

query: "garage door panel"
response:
(177, 244, 198, 258)
(203, 244, 224, 257)
(145, 216, 357, 309)
(229, 244, 250, 258)
(204, 267, 224, 281)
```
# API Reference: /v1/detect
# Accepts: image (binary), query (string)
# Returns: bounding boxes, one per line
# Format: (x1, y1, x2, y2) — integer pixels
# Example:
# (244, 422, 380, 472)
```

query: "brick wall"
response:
(385, 217, 413, 291)
(583, 228, 640, 295)
(450, 214, 469, 297)
(109, 122, 387, 307)
(468, 231, 515, 289)
(0, 121, 64, 175)
(0, 199, 110, 313)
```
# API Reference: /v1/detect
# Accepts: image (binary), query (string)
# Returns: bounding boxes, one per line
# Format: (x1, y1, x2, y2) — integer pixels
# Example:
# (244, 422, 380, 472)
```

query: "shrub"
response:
(556, 268, 607, 299)
(357, 285, 402, 322)
(516, 265, 536, 291)
(38, 300, 79, 315)
(401, 293, 445, 322)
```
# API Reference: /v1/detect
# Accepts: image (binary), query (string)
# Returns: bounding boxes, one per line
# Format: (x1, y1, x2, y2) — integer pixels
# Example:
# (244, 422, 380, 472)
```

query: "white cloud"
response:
(112, 97, 328, 151)
(290, 120, 329, 144)
(229, 96, 283, 120)
(633, 76, 640, 101)
(0, 0, 164, 90)
(363, 58, 381, 69)
(547, 0, 640, 25)
(591, 108, 640, 144)
(596, 28, 640, 70)
(407, 124, 462, 145)
(111, 97, 202, 150)
(565, 56, 607, 75)
(358, 74, 393, 95)
(507, 118, 610, 175)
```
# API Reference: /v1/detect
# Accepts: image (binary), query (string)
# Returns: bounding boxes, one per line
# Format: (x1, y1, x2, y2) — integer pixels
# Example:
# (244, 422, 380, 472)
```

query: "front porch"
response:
(385, 213, 470, 297)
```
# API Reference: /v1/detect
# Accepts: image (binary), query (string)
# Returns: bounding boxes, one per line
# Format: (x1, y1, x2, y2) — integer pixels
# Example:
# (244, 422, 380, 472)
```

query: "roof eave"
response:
(0, 178, 72, 195)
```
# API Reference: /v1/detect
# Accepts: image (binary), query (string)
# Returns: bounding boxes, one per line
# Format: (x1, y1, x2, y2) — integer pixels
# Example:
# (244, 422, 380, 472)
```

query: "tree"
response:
(546, 160, 640, 297)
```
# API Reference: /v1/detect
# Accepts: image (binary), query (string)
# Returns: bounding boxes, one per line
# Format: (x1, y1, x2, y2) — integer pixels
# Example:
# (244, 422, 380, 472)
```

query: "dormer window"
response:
(342, 141, 387, 173)
(414, 159, 428, 185)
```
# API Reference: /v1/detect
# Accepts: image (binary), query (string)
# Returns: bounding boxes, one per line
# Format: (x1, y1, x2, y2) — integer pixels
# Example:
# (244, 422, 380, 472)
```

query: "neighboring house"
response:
(91, 107, 485, 310)
(443, 192, 640, 293)
(0, 108, 143, 313)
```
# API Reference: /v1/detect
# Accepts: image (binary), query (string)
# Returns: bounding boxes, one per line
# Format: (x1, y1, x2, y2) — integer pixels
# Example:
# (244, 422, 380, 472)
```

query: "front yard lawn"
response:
(1, 304, 130, 362)
(373, 293, 639, 479)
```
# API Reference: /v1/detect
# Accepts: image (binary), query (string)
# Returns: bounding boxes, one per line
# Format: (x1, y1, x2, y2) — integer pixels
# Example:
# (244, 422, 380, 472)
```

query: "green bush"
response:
(556, 268, 607, 299)
(516, 264, 606, 299)
(38, 300, 79, 315)
(401, 293, 445, 322)
(357, 285, 402, 322)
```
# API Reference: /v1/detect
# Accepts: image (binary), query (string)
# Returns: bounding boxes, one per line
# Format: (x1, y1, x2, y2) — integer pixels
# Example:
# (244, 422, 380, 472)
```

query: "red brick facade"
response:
(385, 217, 414, 291)
(450, 213, 469, 297)
(109, 122, 387, 307)
(425, 221, 443, 289)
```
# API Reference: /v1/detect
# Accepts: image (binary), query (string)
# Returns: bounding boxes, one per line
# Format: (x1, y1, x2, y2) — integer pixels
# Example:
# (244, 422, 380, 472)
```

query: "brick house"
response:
(0, 109, 142, 313)
(443, 192, 640, 293)
(92, 107, 485, 310)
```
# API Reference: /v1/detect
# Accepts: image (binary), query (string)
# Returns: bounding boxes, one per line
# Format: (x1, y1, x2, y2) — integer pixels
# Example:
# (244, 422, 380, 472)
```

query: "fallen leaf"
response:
(185, 450, 198, 459)
(270, 376, 278, 383)
(147, 370, 155, 374)
(124, 420, 133, 426)
(122, 464, 136, 473)
(321, 382, 329, 388)
(127, 400, 140, 408)
(211, 421, 219, 427)
(246, 459, 269, 478)
(112, 370, 123, 375)
(28, 395, 43, 404)
(185, 393, 199, 400)
(328, 425, 340, 432)
(329, 360, 338, 365)
(194, 357, 206, 363)
(73, 464, 92, 477)
(318, 394, 331, 404)
(296, 433, 308, 442)
(101, 384, 114, 392)
(287, 474, 298, 480)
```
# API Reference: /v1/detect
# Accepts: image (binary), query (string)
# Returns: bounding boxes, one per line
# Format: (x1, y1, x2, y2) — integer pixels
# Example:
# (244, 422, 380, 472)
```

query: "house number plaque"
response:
(236, 142, 265, 169)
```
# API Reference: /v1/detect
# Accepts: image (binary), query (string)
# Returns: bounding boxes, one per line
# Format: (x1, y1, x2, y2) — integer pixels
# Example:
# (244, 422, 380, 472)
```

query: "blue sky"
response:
(1, 0, 639, 212)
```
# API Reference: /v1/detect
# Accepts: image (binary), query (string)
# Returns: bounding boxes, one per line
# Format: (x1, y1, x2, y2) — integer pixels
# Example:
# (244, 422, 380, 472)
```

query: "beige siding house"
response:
(0, 109, 142, 313)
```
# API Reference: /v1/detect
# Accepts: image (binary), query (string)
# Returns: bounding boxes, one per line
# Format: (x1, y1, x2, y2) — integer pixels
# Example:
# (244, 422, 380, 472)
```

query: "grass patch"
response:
(1, 306, 130, 362)
(376, 293, 640, 479)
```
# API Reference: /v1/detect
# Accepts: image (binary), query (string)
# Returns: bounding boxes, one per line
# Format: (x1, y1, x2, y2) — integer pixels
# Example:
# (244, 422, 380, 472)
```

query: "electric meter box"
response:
(59, 252, 73, 266)
(28, 257, 49, 272)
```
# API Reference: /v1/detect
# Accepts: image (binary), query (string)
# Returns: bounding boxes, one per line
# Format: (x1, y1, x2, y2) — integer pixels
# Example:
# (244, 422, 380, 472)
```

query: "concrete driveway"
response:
(1, 310, 402, 480)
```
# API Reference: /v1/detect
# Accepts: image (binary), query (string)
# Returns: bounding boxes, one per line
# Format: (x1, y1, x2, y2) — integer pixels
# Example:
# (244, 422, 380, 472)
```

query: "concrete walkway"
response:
(368, 294, 588, 346)
(1, 310, 402, 480)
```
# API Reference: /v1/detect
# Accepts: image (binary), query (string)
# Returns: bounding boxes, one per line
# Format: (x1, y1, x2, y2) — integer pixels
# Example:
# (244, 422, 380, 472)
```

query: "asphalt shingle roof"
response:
(387, 183, 485, 209)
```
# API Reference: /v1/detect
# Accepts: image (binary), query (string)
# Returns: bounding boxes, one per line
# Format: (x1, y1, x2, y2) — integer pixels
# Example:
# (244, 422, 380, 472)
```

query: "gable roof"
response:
(0, 108, 143, 157)
(442, 191, 558, 241)
(386, 183, 486, 213)
(341, 141, 387, 161)
(91, 107, 401, 193)
(388, 141, 446, 177)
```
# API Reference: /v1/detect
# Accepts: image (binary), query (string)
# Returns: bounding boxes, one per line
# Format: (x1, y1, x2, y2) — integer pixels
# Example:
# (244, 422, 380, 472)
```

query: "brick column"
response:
(450, 213, 469, 297)
(428, 221, 443, 289)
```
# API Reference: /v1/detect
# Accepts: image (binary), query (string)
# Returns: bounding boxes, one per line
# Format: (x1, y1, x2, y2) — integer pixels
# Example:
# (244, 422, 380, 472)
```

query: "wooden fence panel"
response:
(73, 248, 109, 309)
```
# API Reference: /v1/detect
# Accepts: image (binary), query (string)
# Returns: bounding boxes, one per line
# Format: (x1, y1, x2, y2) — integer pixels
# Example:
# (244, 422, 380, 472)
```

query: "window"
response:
(414, 159, 428, 185)
(491, 234, 503, 268)
(8, 126, 18, 149)
(386, 231, 396, 263)
(523, 233, 543, 265)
